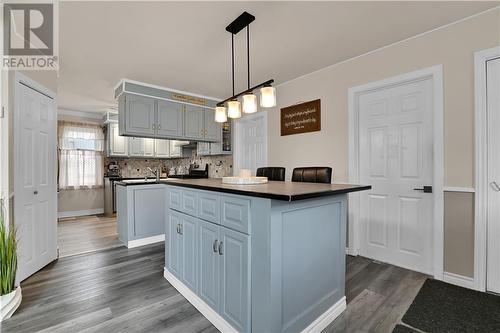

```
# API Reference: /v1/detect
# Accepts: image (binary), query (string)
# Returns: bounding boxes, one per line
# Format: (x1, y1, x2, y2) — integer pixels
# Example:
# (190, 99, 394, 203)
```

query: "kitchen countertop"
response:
(116, 178, 371, 201)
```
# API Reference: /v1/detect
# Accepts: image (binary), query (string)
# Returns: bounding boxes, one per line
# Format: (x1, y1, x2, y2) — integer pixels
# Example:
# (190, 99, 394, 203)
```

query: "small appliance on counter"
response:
(168, 164, 209, 179)
(105, 162, 121, 177)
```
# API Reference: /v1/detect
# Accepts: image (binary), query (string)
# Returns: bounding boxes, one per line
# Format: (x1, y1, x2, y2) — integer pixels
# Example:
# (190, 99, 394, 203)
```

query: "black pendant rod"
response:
(247, 25, 250, 90)
(217, 79, 274, 107)
(231, 33, 235, 96)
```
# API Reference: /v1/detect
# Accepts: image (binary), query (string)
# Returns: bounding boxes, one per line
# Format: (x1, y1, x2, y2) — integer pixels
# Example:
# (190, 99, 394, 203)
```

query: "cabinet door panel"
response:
(168, 187, 182, 211)
(125, 94, 155, 136)
(197, 142, 210, 156)
(198, 220, 220, 311)
(168, 211, 182, 278)
(169, 140, 183, 158)
(184, 105, 204, 140)
(143, 138, 155, 157)
(219, 227, 250, 332)
(198, 192, 220, 224)
(109, 123, 128, 156)
(182, 190, 198, 216)
(155, 139, 170, 158)
(133, 187, 165, 237)
(128, 137, 144, 157)
(221, 196, 250, 234)
(204, 108, 221, 141)
(181, 215, 198, 292)
(157, 100, 184, 138)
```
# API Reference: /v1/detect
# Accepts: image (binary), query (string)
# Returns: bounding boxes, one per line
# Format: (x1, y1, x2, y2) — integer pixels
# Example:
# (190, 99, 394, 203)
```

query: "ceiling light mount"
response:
(215, 11, 276, 122)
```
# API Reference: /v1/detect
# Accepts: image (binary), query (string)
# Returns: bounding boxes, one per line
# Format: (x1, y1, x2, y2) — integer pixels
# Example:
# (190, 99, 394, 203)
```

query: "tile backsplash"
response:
(106, 153, 233, 178)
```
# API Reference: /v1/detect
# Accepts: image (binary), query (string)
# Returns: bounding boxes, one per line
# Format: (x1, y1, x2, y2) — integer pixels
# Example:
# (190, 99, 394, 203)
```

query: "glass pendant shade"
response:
(242, 93, 258, 114)
(227, 100, 242, 118)
(260, 86, 276, 107)
(214, 106, 227, 123)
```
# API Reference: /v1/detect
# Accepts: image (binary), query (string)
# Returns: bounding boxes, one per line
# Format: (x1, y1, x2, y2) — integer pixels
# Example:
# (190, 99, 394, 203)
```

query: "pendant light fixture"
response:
(215, 11, 276, 122)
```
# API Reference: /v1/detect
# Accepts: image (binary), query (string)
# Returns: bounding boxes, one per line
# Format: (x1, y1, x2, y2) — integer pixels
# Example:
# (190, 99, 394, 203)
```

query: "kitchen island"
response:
(162, 178, 370, 333)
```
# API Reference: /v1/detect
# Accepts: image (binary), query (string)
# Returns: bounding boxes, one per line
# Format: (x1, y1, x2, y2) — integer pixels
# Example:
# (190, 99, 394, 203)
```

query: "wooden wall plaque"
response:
(280, 99, 321, 136)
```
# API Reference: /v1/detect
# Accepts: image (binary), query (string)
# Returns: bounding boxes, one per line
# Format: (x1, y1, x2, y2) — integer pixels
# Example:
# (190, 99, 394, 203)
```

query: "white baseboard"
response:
(301, 296, 346, 333)
(443, 187, 475, 193)
(57, 208, 104, 219)
(443, 271, 476, 290)
(164, 267, 346, 333)
(127, 234, 165, 248)
(164, 268, 237, 333)
(346, 247, 358, 256)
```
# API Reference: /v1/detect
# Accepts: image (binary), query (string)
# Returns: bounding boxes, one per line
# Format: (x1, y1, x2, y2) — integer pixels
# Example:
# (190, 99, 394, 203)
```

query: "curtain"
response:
(58, 121, 105, 190)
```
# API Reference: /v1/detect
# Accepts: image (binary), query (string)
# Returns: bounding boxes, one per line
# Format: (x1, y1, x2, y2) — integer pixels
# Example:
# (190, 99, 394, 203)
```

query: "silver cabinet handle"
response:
(158, 124, 161, 130)
(213, 239, 219, 253)
(179, 224, 183, 235)
(152, 124, 156, 130)
(33, 190, 38, 195)
(176, 224, 180, 233)
(491, 181, 500, 192)
(218, 241, 223, 255)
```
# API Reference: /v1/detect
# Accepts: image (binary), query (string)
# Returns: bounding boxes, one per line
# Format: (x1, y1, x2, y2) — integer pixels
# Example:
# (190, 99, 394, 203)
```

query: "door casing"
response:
(474, 46, 500, 292)
(348, 65, 444, 279)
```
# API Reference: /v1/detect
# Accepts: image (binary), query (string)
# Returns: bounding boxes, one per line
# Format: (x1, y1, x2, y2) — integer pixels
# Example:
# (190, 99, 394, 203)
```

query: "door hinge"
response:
(0, 106, 4, 118)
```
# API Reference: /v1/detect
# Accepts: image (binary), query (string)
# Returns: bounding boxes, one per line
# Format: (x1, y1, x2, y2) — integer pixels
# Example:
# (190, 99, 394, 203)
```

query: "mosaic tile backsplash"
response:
(106, 153, 233, 179)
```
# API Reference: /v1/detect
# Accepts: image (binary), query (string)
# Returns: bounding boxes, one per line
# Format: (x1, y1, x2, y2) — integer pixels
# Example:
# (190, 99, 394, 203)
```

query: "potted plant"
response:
(0, 211, 21, 321)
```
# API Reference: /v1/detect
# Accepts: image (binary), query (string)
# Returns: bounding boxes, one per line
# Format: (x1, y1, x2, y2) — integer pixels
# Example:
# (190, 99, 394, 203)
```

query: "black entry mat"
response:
(392, 324, 419, 333)
(402, 279, 500, 333)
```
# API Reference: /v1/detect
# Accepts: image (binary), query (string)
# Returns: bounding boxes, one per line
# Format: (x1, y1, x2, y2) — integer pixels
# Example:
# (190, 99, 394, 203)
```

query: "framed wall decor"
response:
(280, 99, 321, 136)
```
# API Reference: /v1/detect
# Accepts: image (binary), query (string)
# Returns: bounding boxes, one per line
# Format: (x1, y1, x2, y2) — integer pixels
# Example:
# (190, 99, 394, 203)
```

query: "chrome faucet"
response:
(146, 167, 160, 181)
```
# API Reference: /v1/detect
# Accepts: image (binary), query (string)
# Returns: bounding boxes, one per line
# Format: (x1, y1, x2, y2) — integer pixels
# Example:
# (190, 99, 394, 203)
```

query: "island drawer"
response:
(198, 192, 220, 224)
(221, 196, 250, 234)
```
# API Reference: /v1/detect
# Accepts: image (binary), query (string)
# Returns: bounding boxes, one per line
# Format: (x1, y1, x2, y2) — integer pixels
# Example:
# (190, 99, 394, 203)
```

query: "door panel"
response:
(15, 82, 57, 282)
(181, 215, 198, 292)
(109, 123, 128, 156)
(198, 220, 219, 310)
(204, 108, 220, 141)
(235, 114, 267, 176)
(184, 105, 204, 140)
(487, 57, 500, 293)
(168, 211, 182, 278)
(125, 94, 155, 136)
(359, 78, 433, 274)
(219, 227, 250, 332)
(155, 139, 170, 158)
(157, 100, 184, 138)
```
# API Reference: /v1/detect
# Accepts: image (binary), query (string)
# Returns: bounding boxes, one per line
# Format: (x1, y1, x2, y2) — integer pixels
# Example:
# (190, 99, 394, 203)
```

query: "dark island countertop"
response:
(117, 178, 371, 201)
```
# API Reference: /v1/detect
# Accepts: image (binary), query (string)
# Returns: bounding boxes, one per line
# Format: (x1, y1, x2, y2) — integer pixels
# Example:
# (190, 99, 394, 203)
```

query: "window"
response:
(58, 122, 105, 190)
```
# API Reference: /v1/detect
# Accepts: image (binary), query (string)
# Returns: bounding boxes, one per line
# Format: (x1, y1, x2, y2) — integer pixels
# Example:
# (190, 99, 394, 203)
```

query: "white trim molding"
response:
(443, 187, 475, 193)
(474, 46, 500, 292)
(347, 65, 444, 280)
(57, 208, 104, 219)
(443, 272, 475, 290)
(300, 297, 346, 333)
(127, 234, 165, 248)
(164, 268, 237, 333)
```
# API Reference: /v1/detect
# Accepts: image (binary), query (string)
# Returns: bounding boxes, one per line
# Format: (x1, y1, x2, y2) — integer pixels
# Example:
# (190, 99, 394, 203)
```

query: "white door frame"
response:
(474, 46, 500, 292)
(233, 112, 268, 176)
(348, 65, 444, 279)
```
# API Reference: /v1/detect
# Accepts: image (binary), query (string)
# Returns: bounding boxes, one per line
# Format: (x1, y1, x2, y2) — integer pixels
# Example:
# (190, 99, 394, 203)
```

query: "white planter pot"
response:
(0, 286, 22, 321)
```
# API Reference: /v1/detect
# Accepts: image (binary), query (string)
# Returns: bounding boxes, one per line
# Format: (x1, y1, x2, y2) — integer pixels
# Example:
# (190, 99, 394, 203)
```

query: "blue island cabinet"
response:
(164, 184, 348, 333)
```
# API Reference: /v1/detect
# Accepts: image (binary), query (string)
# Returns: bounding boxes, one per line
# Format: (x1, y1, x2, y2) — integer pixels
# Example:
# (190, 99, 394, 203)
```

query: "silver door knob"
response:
(34, 190, 38, 195)
(490, 181, 500, 192)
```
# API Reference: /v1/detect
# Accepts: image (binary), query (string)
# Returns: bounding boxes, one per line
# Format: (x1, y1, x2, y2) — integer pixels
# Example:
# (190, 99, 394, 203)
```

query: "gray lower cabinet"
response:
(218, 227, 250, 332)
(166, 202, 250, 332)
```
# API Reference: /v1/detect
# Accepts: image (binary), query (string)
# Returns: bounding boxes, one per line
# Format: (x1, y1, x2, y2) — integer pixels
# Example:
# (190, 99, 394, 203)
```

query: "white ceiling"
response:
(58, 1, 497, 114)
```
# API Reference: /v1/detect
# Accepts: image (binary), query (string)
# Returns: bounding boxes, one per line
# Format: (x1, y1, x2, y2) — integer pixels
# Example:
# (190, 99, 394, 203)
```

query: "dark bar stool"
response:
(291, 167, 332, 184)
(256, 167, 286, 181)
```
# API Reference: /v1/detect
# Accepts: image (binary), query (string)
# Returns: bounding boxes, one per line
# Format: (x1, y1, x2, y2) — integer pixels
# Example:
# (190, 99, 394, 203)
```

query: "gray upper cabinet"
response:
(184, 105, 205, 140)
(157, 100, 184, 138)
(204, 108, 220, 141)
(219, 227, 250, 332)
(123, 94, 156, 136)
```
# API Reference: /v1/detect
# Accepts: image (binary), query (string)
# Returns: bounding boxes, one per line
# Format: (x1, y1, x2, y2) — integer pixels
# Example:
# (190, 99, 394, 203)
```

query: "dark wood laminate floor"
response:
(2, 243, 427, 333)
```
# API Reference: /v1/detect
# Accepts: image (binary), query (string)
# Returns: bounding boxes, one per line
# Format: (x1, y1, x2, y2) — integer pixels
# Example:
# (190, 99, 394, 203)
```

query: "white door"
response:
(358, 78, 434, 274)
(15, 80, 57, 282)
(487, 57, 500, 294)
(234, 114, 267, 176)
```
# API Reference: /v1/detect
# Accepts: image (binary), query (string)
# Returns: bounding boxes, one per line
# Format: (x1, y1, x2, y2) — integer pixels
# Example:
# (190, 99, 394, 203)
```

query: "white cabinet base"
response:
(164, 268, 346, 333)
(127, 234, 165, 248)
(164, 268, 238, 333)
